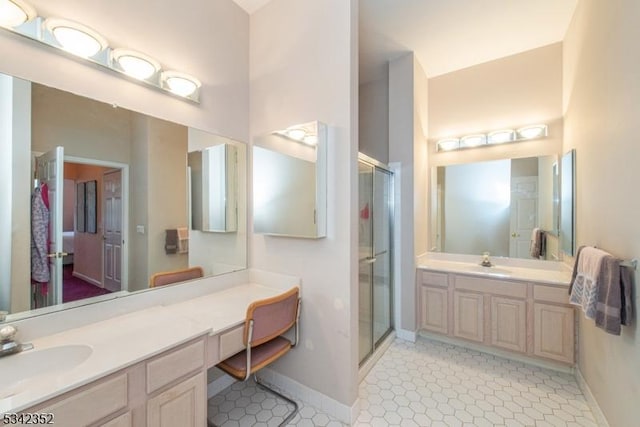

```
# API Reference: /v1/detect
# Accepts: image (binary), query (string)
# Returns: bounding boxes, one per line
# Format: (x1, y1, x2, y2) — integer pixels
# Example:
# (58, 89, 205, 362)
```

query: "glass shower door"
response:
(358, 157, 393, 365)
(358, 161, 374, 363)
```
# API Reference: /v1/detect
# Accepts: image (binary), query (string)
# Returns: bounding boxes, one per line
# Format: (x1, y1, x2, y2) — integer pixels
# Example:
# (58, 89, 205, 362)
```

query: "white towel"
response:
(569, 247, 609, 319)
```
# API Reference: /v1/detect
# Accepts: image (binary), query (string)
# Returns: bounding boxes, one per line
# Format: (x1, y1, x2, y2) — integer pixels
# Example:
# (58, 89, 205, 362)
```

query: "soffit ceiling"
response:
(232, 0, 577, 83)
(360, 0, 578, 83)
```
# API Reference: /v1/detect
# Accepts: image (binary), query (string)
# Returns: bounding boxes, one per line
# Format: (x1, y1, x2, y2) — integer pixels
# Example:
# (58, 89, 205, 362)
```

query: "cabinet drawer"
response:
(420, 271, 448, 287)
(534, 285, 570, 305)
(147, 340, 205, 394)
(219, 325, 245, 361)
(41, 374, 128, 426)
(455, 275, 527, 299)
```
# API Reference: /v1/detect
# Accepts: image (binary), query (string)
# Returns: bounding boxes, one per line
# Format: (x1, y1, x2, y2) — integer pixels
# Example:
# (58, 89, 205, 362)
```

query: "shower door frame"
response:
(358, 153, 395, 366)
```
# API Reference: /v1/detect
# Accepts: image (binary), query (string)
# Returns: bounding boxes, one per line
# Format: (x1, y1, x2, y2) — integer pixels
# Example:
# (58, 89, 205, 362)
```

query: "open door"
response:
(36, 146, 64, 305)
(103, 169, 123, 292)
(509, 176, 538, 258)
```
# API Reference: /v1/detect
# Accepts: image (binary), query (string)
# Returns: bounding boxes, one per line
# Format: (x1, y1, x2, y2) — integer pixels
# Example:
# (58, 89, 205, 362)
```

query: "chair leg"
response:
(254, 374, 299, 426)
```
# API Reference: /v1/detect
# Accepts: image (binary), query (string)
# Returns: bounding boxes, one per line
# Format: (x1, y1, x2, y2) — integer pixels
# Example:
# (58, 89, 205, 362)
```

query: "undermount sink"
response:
(465, 265, 513, 276)
(0, 344, 93, 400)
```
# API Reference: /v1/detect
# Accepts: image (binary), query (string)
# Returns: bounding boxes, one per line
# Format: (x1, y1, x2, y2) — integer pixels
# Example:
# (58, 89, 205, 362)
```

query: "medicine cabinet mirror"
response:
(253, 121, 327, 238)
(560, 149, 576, 256)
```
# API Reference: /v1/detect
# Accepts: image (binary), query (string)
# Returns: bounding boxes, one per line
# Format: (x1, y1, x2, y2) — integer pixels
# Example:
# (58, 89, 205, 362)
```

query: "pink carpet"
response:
(63, 265, 111, 303)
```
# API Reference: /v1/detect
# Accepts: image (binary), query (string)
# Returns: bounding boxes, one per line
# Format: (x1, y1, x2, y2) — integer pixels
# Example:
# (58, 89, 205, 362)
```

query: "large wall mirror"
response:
(431, 155, 562, 260)
(0, 72, 247, 321)
(560, 149, 576, 256)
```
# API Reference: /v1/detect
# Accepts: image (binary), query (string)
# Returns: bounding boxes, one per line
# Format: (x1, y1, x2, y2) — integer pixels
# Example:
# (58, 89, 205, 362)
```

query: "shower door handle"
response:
(360, 257, 377, 265)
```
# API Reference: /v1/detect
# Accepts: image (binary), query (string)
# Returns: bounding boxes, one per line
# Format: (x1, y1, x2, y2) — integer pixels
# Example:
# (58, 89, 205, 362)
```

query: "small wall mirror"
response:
(560, 149, 576, 256)
(188, 143, 238, 233)
(253, 121, 327, 238)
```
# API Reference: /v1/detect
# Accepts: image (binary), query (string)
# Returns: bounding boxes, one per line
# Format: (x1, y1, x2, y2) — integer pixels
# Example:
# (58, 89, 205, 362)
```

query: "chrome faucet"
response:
(0, 324, 33, 357)
(480, 252, 493, 267)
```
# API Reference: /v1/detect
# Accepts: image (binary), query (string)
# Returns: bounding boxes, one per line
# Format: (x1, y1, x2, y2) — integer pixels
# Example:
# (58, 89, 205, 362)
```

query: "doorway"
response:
(358, 154, 394, 365)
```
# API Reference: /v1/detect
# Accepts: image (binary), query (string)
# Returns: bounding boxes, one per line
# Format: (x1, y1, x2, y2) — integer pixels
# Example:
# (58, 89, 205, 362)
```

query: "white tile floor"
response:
(208, 337, 598, 426)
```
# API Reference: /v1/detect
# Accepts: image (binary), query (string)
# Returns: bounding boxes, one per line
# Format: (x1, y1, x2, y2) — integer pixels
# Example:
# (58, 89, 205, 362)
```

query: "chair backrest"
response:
(149, 266, 204, 288)
(244, 287, 300, 347)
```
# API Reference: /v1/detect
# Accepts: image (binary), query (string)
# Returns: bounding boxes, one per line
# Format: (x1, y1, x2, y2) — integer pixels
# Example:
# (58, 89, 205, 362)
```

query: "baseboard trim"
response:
(359, 331, 395, 383)
(71, 271, 102, 287)
(207, 373, 236, 399)
(396, 328, 417, 342)
(418, 330, 575, 374)
(257, 368, 358, 425)
(575, 368, 610, 427)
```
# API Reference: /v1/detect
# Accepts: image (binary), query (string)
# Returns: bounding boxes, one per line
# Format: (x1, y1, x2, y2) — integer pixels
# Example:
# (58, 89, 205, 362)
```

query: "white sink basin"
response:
(0, 344, 93, 399)
(465, 265, 513, 277)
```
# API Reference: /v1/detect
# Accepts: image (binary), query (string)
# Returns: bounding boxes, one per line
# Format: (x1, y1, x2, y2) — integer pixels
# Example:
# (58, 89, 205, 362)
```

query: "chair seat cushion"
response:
(218, 336, 292, 380)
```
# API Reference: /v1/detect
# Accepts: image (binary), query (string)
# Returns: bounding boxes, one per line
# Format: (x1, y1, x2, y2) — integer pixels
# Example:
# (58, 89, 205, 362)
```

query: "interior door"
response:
(36, 146, 64, 305)
(103, 170, 123, 292)
(509, 176, 538, 258)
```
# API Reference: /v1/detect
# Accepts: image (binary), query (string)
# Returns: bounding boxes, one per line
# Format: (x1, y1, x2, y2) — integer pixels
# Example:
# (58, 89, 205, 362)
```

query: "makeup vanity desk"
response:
(0, 279, 298, 427)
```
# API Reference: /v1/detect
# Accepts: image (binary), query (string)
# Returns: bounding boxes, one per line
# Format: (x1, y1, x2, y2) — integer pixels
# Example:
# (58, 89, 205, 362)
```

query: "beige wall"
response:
(359, 75, 389, 163)
(429, 43, 563, 167)
(563, 1, 640, 426)
(129, 114, 150, 291)
(250, 0, 359, 410)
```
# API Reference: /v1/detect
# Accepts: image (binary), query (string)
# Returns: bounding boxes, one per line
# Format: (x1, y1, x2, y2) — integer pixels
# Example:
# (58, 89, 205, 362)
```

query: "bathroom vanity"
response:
(417, 254, 575, 366)
(0, 276, 298, 426)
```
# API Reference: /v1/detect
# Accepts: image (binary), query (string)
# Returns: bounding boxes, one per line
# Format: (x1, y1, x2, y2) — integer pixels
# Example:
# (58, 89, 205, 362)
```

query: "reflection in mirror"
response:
(0, 72, 247, 321)
(560, 149, 575, 256)
(253, 121, 327, 238)
(432, 155, 559, 260)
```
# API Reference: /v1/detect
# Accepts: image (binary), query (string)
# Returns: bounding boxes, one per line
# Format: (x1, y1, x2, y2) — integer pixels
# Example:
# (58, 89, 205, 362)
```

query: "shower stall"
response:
(358, 154, 394, 365)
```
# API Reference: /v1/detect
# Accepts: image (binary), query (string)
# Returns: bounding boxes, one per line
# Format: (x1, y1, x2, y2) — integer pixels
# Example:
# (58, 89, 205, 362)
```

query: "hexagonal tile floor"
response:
(208, 337, 597, 426)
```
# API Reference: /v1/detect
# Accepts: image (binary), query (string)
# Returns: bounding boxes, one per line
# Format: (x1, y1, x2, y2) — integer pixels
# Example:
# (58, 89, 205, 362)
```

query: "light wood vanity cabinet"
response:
(419, 270, 575, 365)
(21, 336, 208, 427)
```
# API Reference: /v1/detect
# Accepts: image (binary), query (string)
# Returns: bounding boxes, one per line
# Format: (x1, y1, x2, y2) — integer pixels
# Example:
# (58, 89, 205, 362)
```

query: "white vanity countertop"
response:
(417, 255, 572, 286)
(0, 282, 295, 413)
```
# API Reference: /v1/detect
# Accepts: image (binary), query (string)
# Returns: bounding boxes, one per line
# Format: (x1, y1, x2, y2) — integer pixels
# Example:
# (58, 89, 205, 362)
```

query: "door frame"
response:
(65, 156, 129, 292)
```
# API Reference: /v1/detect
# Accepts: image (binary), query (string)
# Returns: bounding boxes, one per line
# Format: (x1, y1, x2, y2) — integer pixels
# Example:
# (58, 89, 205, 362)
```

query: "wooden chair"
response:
(148, 266, 204, 288)
(215, 287, 301, 426)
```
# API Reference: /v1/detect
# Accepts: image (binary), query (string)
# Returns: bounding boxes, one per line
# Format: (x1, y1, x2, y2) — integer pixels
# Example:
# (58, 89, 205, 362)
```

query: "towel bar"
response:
(620, 259, 638, 270)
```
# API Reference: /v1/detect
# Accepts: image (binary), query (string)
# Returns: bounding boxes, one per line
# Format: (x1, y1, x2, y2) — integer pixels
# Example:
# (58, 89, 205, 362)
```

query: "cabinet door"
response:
(491, 297, 526, 353)
(100, 412, 132, 427)
(420, 286, 448, 334)
(147, 372, 206, 427)
(534, 303, 575, 364)
(453, 291, 484, 342)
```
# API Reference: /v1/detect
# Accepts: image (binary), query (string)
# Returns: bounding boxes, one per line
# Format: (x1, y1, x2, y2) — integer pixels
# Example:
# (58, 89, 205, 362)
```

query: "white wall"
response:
(429, 43, 563, 168)
(249, 0, 359, 411)
(563, 1, 640, 426)
(359, 75, 389, 163)
(389, 53, 429, 333)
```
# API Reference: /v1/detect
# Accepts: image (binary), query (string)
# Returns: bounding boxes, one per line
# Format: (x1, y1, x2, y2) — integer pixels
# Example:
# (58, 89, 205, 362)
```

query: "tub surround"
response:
(0, 272, 298, 415)
(418, 252, 572, 286)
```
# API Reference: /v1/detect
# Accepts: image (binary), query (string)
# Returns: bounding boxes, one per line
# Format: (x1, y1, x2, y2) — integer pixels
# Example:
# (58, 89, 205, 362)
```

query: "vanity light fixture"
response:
(161, 71, 201, 97)
(0, 0, 201, 102)
(44, 18, 108, 58)
(302, 135, 318, 146)
(436, 138, 460, 151)
(459, 134, 486, 148)
(287, 128, 307, 140)
(112, 48, 160, 80)
(274, 124, 318, 146)
(517, 124, 548, 140)
(487, 129, 515, 145)
(435, 123, 549, 152)
(0, 0, 35, 28)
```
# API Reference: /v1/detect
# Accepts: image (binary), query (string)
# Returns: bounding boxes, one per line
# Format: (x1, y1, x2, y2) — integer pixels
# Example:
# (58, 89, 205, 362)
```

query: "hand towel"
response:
(165, 229, 178, 254)
(594, 256, 622, 335)
(620, 264, 634, 326)
(569, 246, 609, 319)
(530, 228, 543, 259)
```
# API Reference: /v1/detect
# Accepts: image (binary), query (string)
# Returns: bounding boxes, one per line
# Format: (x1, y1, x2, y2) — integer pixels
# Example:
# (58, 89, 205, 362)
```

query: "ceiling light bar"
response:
(0, 0, 36, 28)
(0, 0, 201, 102)
(436, 124, 548, 152)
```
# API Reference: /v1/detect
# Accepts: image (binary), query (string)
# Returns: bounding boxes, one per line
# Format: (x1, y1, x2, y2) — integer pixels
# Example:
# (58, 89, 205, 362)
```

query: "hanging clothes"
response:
(31, 183, 50, 283)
